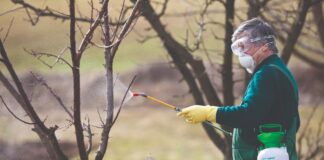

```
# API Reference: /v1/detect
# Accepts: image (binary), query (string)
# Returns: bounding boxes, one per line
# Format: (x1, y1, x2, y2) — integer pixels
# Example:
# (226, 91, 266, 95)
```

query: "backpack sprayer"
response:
(257, 124, 289, 160)
(132, 92, 232, 136)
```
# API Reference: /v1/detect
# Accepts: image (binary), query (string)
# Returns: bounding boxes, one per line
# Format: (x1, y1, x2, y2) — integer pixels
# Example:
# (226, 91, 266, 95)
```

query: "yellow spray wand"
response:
(133, 93, 232, 136)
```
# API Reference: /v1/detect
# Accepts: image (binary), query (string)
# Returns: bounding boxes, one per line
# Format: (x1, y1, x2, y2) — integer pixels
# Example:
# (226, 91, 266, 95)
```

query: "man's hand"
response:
(177, 105, 218, 124)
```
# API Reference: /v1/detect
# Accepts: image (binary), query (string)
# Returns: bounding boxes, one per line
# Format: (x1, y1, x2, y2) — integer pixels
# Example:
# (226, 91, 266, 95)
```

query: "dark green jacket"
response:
(216, 55, 300, 160)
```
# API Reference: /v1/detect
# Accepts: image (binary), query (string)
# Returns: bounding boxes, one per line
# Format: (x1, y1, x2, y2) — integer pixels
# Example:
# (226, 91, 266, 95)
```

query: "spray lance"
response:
(132, 92, 232, 136)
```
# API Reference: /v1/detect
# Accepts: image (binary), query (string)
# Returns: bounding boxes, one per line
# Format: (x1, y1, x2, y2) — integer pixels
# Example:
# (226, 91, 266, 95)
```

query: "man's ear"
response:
(261, 43, 270, 52)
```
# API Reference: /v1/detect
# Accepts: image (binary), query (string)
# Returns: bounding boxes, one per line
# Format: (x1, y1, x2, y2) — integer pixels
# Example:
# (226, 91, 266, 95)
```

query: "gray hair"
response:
(232, 18, 278, 53)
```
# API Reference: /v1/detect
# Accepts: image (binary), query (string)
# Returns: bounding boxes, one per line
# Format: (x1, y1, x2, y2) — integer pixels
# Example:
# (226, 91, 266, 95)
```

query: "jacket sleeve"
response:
(216, 66, 276, 128)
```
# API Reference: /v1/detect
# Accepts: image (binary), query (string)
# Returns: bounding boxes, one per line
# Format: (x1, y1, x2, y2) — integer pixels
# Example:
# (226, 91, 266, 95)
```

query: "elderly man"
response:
(177, 18, 299, 160)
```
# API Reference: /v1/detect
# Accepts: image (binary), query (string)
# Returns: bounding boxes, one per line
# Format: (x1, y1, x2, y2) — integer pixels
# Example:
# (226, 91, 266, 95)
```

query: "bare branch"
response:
(110, 0, 143, 58)
(97, 107, 105, 126)
(205, 20, 225, 27)
(88, 0, 95, 28)
(90, 13, 141, 50)
(30, 72, 73, 119)
(111, 0, 127, 42)
(24, 8, 39, 25)
(2, 18, 15, 44)
(136, 34, 158, 43)
(0, 6, 24, 16)
(157, 0, 169, 17)
(296, 41, 324, 56)
(83, 116, 94, 156)
(211, 30, 224, 40)
(184, 0, 222, 52)
(77, 0, 110, 60)
(112, 75, 137, 125)
(25, 48, 72, 68)
(0, 95, 35, 125)
(76, 22, 85, 38)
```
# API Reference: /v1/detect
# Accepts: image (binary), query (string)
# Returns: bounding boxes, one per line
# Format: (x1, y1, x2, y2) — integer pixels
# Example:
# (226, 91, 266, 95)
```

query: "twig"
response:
(25, 48, 72, 68)
(97, 107, 105, 126)
(2, 18, 15, 44)
(110, 0, 143, 58)
(157, 0, 169, 17)
(76, 22, 85, 38)
(111, 0, 127, 42)
(27, 80, 38, 102)
(0, 95, 35, 125)
(83, 116, 94, 156)
(77, 0, 110, 60)
(92, 13, 141, 50)
(112, 75, 137, 125)
(24, 8, 38, 25)
(89, 0, 95, 28)
(136, 34, 158, 43)
(0, 6, 24, 16)
(30, 72, 73, 119)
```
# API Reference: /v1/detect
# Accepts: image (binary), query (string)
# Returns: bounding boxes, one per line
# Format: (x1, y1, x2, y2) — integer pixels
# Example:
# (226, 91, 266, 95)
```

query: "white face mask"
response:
(238, 54, 256, 73)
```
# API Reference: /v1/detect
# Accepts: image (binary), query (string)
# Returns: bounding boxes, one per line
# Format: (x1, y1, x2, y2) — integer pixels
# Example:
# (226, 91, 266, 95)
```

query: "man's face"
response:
(233, 31, 263, 57)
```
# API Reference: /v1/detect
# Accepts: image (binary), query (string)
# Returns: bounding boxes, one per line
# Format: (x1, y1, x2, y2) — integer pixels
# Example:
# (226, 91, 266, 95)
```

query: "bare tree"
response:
(129, 0, 324, 159)
(0, 0, 142, 160)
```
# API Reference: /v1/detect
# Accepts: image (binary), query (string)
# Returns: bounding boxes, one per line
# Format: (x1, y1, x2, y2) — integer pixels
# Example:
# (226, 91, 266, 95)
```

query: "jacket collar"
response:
(252, 54, 279, 75)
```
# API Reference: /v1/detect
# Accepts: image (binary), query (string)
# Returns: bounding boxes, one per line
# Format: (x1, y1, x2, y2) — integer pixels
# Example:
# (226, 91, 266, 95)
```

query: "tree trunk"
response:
(135, 0, 229, 156)
(95, 6, 114, 160)
(281, 0, 311, 64)
(69, 0, 88, 159)
(221, 0, 235, 159)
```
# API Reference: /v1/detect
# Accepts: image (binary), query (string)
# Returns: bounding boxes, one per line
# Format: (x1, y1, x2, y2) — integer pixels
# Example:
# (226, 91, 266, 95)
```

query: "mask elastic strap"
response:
(252, 43, 272, 65)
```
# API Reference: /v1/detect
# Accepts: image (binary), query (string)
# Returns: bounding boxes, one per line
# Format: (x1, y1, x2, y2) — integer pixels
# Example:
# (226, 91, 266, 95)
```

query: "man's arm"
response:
(216, 66, 276, 128)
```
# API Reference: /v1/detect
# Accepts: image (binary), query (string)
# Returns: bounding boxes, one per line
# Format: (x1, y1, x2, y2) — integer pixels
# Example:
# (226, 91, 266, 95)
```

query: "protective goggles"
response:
(231, 35, 274, 56)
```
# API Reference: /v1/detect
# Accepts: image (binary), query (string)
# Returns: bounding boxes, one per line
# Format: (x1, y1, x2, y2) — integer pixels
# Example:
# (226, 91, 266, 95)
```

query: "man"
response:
(177, 18, 300, 160)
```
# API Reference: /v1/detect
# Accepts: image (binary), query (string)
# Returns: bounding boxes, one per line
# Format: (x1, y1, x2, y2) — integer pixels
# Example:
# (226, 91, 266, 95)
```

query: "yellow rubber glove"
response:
(177, 105, 218, 124)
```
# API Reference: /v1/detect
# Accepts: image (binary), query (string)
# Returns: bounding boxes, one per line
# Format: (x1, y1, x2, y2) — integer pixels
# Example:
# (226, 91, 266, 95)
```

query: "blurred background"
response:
(0, 0, 323, 159)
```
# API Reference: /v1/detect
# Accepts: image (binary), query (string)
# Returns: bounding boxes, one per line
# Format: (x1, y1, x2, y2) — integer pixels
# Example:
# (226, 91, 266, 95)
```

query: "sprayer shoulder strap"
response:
(268, 64, 298, 101)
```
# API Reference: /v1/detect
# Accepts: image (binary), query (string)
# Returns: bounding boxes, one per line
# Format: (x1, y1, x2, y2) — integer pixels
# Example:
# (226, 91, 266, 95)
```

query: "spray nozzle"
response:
(132, 92, 147, 97)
